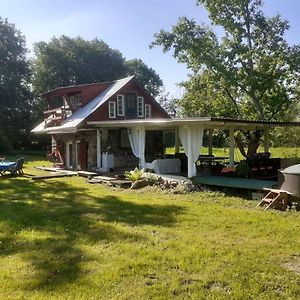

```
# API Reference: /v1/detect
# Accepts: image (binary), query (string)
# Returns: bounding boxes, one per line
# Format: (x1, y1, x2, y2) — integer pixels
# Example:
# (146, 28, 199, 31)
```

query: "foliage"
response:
(0, 18, 33, 150)
(272, 127, 300, 147)
(33, 36, 163, 98)
(33, 36, 126, 94)
(0, 129, 12, 152)
(152, 0, 300, 156)
(124, 59, 163, 97)
(152, 0, 300, 122)
(235, 160, 250, 178)
(124, 167, 144, 182)
(0, 155, 299, 298)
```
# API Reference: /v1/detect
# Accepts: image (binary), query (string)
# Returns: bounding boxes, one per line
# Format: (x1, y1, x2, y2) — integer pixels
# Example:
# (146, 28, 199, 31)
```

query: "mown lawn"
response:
(0, 154, 299, 299)
(167, 146, 300, 162)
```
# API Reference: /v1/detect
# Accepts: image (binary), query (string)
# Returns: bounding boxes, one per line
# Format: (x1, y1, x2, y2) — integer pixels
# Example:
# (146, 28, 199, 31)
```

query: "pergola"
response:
(87, 117, 300, 178)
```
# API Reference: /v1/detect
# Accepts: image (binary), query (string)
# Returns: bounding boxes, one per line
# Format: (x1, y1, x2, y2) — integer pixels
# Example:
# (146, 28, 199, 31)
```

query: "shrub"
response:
(124, 168, 144, 182)
(235, 161, 250, 178)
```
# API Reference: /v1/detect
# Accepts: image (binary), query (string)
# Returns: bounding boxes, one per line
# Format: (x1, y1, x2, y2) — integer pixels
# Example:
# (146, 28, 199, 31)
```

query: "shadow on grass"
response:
(0, 176, 184, 290)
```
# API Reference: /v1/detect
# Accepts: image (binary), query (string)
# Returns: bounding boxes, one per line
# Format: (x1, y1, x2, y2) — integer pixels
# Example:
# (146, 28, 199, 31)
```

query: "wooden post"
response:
(264, 127, 270, 153)
(175, 128, 180, 154)
(187, 127, 193, 178)
(96, 129, 101, 169)
(208, 129, 213, 156)
(229, 128, 235, 167)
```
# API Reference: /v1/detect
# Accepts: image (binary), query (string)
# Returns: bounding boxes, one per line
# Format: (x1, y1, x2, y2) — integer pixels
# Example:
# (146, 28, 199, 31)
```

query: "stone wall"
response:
(52, 129, 138, 171)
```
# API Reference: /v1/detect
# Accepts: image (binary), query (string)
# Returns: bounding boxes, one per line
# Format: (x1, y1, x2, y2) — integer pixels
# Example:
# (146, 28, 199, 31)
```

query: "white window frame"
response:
(137, 96, 144, 118)
(109, 101, 116, 118)
(145, 104, 151, 118)
(117, 94, 124, 116)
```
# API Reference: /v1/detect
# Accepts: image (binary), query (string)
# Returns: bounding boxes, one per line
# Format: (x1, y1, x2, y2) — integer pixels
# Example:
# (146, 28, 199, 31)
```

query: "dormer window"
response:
(145, 104, 151, 118)
(137, 96, 144, 117)
(117, 95, 124, 116)
(69, 94, 82, 110)
(109, 101, 116, 118)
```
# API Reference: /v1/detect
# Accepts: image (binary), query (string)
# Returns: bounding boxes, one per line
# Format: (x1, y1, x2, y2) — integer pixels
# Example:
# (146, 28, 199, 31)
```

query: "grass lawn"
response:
(166, 147, 300, 162)
(0, 153, 299, 299)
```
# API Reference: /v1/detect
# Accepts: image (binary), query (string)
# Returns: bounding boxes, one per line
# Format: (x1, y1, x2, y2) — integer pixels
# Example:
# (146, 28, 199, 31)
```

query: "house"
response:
(32, 75, 171, 171)
(33, 75, 300, 181)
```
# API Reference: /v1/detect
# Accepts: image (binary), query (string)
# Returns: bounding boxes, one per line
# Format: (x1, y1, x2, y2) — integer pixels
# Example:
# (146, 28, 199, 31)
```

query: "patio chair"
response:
(10, 157, 24, 175)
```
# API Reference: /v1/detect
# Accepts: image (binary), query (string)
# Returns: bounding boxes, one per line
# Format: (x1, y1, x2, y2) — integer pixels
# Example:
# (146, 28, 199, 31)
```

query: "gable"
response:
(86, 80, 170, 122)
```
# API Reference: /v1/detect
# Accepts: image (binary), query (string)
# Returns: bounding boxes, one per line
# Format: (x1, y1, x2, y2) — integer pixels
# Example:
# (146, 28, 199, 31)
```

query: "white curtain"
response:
(128, 127, 145, 168)
(179, 125, 204, 177)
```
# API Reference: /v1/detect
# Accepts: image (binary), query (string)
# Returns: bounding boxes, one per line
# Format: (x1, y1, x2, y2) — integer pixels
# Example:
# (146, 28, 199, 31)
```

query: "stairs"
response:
(257, 189, 291, 211)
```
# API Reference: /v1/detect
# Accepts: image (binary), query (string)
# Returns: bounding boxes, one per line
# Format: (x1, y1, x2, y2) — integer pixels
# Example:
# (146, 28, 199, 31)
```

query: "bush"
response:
(0, 129, 12, 153)
(124, 168, 144, 182)
(235, 161, 250, 178)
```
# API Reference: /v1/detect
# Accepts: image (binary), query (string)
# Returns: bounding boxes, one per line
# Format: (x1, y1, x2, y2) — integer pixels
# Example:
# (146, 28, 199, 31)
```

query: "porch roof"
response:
(86, 117, 300, 130)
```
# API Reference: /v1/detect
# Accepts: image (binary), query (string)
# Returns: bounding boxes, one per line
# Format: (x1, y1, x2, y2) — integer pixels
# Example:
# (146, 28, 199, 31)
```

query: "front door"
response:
(125, 92, 137, 119)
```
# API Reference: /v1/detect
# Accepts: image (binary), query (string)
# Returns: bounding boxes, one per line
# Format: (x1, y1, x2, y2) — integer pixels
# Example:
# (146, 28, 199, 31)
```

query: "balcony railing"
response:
(44, 107, 72, 127)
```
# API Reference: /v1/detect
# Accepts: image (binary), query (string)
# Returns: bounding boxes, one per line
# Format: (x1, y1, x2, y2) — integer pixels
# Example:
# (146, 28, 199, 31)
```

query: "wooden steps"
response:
(257, 189, 291, 210)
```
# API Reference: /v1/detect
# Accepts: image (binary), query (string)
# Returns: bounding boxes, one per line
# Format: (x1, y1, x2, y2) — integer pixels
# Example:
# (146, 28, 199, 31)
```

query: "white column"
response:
(96, 129, 101, 169)
(187, 126, 193, 178)
(229, 128, 235, 167)
(208, 129, 213, 156)
(264, 127, 270, 153)
(175, 128, 180, 153)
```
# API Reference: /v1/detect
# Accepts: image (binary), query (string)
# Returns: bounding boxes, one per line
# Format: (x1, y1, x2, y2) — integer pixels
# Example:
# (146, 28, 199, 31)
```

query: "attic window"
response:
(117, 95, 124, 116)
(137, 96, 144, 118)
(69, 94, 82, 110)
(109, 101, 116, 118)
(145, 104, 151, 118)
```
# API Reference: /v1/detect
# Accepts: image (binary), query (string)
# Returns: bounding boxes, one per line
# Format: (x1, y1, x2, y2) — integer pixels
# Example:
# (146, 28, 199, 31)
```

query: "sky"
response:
(1, 0, 300, 97)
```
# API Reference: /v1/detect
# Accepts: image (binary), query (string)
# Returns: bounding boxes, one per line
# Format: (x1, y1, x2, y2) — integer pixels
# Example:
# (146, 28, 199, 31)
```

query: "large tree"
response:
(152, 0, 300, 155)
(124, 59, 163, 97)
(0, 18, 33, 151)
(33, 36, 164, 97)
(33, 36, 126, 94)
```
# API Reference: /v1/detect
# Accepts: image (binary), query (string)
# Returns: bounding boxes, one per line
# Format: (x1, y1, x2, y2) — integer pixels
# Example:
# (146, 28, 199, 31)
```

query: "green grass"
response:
(166, 146, 300, 162)
(0, 153, 299, 299)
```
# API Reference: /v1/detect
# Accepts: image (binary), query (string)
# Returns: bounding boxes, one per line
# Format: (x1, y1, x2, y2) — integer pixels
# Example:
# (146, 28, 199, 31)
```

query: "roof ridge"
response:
(41, 75, 135, 96)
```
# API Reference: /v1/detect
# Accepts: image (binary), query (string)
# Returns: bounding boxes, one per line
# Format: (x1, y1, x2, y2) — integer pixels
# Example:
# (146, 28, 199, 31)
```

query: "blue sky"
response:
(1, 0, 300, 96)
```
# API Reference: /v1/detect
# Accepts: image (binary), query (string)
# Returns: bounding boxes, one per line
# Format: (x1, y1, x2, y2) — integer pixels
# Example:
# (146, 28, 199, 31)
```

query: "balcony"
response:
(44, 107, 72, 127)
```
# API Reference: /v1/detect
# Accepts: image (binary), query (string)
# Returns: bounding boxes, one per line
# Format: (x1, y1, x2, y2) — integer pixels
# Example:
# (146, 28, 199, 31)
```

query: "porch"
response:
(48, 117, 299, 192)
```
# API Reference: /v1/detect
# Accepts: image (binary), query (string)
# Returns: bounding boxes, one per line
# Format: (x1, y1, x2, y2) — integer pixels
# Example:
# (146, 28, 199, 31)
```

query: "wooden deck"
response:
(193, 175, 277, 190)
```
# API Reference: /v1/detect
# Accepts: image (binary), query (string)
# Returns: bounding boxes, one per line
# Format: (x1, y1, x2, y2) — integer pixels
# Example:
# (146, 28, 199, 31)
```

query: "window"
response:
(117, 94, 124, 116)
(109, 101, 116, 118)
(145, 104, 151, 118)
(137, 96, 144, 117)
(69, 94, 82, 110)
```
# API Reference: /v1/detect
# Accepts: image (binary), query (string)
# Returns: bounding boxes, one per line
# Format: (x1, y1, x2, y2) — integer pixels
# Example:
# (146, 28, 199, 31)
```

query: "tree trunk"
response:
(236, 130, 263, 158)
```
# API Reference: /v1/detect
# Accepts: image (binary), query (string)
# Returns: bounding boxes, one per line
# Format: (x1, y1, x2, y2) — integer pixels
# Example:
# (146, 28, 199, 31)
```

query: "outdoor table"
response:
(198, 156, 229, 162)
(152, 158, 181, 174)
(0, 161, 16, 175)
(197, 156, 229, 175)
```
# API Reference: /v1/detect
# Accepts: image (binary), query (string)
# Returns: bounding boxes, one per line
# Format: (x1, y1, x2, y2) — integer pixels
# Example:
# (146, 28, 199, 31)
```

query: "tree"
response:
(33, 36, 126, 94)
(124, 59, 163, 97)
(0, 18, 33, 150)
(33, 36, 164, 99)
(152, 0, 300, 156)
